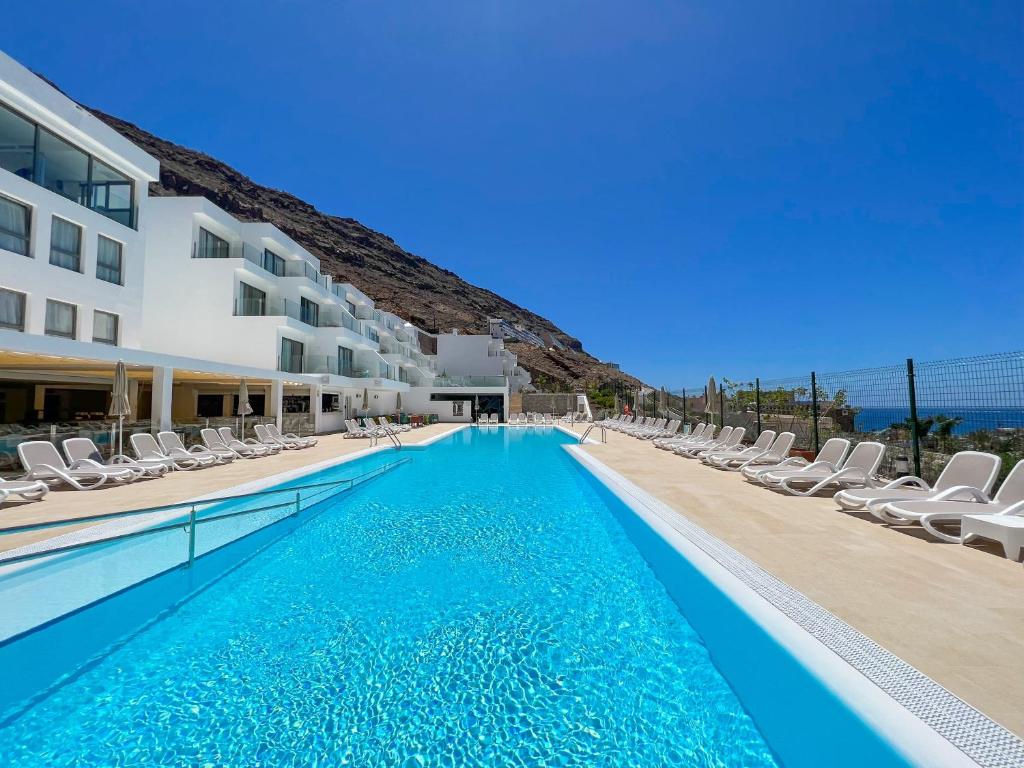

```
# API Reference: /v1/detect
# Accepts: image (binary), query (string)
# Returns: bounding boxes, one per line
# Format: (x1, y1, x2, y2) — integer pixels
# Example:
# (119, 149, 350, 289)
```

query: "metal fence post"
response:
(682, 388, 687, 428)
(810, 371, 820, 454)
(906, 358, 922, 478)
(294, 491, 301, 517)
(755, 377, 761, 437)
(719, 388, 725, 429)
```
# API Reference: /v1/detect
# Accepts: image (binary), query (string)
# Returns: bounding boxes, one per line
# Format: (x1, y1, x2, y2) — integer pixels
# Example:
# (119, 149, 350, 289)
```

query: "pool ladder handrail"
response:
(580, 423, 607, 443)
(0, 456, 414, 568)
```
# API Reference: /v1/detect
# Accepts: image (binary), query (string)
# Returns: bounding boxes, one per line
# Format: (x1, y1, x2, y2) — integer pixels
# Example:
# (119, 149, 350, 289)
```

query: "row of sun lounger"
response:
(598, 414, 1024, 560)
(0, 425, 318, 502)
(343, 417, 410, 438)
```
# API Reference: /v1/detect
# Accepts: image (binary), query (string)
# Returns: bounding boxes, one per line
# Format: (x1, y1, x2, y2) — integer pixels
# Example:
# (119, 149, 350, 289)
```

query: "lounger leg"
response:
(919, 516, 963, 544)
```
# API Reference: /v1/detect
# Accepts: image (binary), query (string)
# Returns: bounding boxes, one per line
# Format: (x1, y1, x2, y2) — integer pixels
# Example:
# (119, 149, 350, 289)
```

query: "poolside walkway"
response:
(568, 423, 1024, 739)
(0, 423, 463, 554)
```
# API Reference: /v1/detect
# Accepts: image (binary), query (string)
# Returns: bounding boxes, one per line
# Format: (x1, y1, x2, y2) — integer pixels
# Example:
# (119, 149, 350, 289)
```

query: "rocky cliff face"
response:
(89, 108, 643, 391)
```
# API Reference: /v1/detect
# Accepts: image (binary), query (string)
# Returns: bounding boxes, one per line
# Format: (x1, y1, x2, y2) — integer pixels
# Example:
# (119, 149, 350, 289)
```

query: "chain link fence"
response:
(664, 350, 1024, 486)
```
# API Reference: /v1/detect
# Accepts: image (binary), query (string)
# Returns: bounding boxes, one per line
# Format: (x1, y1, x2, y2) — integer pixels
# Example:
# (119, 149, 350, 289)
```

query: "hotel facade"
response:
(0, 50, 528, 468)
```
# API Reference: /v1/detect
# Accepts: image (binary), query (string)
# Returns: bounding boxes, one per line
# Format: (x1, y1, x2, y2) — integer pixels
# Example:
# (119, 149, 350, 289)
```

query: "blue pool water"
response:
(0, 428, 782, 766)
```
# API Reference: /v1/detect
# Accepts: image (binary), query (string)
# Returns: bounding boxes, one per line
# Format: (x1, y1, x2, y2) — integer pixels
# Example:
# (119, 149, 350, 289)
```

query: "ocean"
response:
(853, 407, 1024, 435)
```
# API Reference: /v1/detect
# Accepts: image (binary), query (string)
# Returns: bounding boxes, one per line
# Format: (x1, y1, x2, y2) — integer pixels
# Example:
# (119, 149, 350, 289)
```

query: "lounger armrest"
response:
(69, 458, 106, 471)
(186, 445, 209, 454)
(931, 485, 989, 503)
(803, 461, 838, 472)
(773, 457, 805, 469)
(881, 475, 930, 490)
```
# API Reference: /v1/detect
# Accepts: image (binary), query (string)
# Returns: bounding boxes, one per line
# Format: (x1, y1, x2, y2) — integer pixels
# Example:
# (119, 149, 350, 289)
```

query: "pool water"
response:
(0, 428, 779, 766)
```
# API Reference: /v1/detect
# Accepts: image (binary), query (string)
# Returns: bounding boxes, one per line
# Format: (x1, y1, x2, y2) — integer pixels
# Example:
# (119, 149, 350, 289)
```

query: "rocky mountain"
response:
(88, 107, 643, 391)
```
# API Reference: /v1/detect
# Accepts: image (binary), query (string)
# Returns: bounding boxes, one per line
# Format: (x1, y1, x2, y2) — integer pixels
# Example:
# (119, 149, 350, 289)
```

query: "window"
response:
(233, 393, 266, 416)
(322, 393, 340, 412)
(45, 299, 76, 338)
(197, 394, 225, 417)
(50, 217, 82, 271)
(35, 128, 90, 206)
(0, 103, 36, 180)
(195, 227, 229, 259)
(88, 159, 134, 228)
(93, 310, 119, 345)
(300, 297, 319, 326)
(345, 300, 356, 317)
(338, 346, 354, 376)
(280, 337, 304, 373)
(0, 288, 26, 331)
(0, 194, 30, 256)
(96, 236, 123, 284)
(0, 100, 137, 228)
(238, 282, 266, 316)
(262, 248, 285, 276)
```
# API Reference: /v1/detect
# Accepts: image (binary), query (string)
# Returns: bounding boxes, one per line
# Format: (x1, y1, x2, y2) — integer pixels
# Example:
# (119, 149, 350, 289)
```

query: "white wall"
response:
(436, 334, 504, 377)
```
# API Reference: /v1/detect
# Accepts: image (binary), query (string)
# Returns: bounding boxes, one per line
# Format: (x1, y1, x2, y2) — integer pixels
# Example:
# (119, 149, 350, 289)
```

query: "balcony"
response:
(276, 353, 379, 378)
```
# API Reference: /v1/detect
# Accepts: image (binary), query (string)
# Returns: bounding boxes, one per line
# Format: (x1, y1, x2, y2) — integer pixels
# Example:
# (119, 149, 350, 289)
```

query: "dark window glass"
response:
(96, 235, 123, 284)
(233, 393, 266, 416)
(300, 297, 319, 326)
(195, 227, 230, 259)
(45, 299, 76, 338)
(0, 194, 30, 256)
(0, 288, 26, 330)
(280, 337, 304, 373)
(89, 159, 134, 227)
(197, 393, 225, 417)
(338, 346, 354, 376)
(35, 128, 89, 205)
(238, 282, 266, 316)
(0, 104, 36, 180)
(345, 300, 356, 316)
(50, 217, 82, 271)
(93, 310, 119, 344)
(262, 249, 285, 276)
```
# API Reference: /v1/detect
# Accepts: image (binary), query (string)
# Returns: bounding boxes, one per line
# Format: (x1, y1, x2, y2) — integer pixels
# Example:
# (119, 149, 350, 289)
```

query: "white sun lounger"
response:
(267, 423, 316, 447)
(18, 441, 138, 490)
(881, 459, 1024, 542)
(132, 432, 210, 470)
(681, 427, 745, 458)
(158, 431, 232, 464)
(703, 430, 776, 465)
(675, 426, 734, 456)
(202, 428, 262, 459)
(834, 451, 1002, 518)
(0, 479, 49, 504)
(763, 441, 886, 496)
(218, 427, 277, 456)
(754, 438, 851, 486)
(63, 437, 166, 479)
(655, 423, 712, 450)
(726, 432, 796, 475)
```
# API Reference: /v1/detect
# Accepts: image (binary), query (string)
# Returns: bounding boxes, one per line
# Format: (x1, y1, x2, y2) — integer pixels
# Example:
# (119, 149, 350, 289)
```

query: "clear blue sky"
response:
(5, 1, 1021, 386)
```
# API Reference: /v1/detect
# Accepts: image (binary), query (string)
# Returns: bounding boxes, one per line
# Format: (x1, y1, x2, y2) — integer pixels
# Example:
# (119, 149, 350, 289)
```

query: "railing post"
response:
(719, 388, 725, 430)
(755, 377, 762, 437)
(810, 371, 820, 454)
(907, 358, 922, 478)
(186, 505, 196, 568)
(682, 388, 687, 429)
(294, 491, 301, 517)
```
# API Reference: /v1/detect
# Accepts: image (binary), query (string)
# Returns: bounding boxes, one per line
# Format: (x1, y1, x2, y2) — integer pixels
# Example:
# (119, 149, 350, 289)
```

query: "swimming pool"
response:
(0, 428, 982, 765)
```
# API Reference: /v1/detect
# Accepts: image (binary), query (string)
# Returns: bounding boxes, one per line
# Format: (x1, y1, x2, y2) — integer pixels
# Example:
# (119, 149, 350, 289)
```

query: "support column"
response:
(128, 379, 140, 422)
(270, 379, 284, 432)
(151, 366, 174, 432)
(310, 383, 322, 434)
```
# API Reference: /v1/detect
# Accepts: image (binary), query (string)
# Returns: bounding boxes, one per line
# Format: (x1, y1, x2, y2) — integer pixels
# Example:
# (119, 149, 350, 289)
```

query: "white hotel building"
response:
(0, 50, 526, 466)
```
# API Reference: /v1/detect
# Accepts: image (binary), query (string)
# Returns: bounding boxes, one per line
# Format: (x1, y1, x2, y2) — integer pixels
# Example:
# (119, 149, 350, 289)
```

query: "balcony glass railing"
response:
(277, 353, 380, 378)
(284, 259, 328, 289)
(431, 375, 508, 387)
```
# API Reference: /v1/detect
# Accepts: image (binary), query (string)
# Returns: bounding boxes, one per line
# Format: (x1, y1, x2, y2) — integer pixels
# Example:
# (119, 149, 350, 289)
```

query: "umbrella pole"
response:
(118, 415, 124, 459)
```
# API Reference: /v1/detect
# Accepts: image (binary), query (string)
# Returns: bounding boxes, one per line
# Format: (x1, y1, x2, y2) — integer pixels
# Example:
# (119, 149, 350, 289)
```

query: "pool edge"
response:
(564, 443, 1024, 768)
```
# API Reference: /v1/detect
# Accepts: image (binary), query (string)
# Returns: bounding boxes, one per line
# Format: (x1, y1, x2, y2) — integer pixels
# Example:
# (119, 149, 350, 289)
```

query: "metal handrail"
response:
(580, 424, 607, 443)
(0, 457, 413, 569)
(0, 458, 412, 538)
